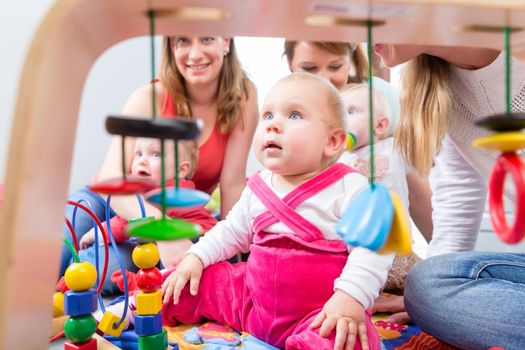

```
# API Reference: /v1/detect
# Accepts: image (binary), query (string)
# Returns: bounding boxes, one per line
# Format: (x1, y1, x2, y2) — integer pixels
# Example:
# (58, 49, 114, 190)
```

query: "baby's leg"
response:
(285, 310, 381, 350)
(162, 261, 249, 331)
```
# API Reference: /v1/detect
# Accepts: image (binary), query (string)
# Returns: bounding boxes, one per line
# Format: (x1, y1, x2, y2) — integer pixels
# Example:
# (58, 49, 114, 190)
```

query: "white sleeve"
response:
(335, 174, 394, 309)
(188, 187, 253, 267)
(428, 135, 487, 257)
(335, 247, 394, 309)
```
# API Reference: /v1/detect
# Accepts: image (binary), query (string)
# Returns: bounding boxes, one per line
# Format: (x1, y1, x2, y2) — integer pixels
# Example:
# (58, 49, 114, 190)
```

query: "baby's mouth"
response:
(264, 141, 282, 150)
(137, 170, 150, 177)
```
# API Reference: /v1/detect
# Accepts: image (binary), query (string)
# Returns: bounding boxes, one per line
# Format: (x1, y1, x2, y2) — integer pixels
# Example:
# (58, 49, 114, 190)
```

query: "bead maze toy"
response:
(3, 1, 525, 349)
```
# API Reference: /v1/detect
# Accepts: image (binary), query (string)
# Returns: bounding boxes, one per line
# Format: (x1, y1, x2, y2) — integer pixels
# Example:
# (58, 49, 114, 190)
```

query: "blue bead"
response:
(134, 313, 162, 336)
(64, 289, 97, 316)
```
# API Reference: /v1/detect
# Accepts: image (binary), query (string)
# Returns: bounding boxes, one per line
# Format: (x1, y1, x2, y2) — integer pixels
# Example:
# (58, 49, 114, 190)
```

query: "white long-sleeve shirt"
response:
(340, 137, 411, 211)
(188, 169, 394, 309)
(428, 52, 525, 257)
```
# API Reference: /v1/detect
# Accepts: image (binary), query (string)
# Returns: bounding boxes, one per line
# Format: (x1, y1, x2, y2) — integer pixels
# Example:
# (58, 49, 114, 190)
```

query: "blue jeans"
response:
(61, 187, 139, 295)
(405, 252, 525, 350)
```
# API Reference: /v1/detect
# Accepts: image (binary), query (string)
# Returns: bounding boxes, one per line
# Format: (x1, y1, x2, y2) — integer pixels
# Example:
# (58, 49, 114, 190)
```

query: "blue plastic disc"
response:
(336, 184, 394, 251)
(146, 187, 210, 208)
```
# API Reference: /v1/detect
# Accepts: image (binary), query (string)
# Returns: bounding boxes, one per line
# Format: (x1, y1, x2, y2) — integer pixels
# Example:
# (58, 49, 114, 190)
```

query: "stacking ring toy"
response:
(489, 152, 525, 244)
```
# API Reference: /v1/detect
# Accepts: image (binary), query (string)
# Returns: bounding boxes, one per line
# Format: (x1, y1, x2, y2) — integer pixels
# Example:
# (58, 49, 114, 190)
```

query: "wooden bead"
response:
(64, 262, 97, 291)
(64, 315, 97, 343)
(136, 267, 162, 293)
(132, 243, 160, 269)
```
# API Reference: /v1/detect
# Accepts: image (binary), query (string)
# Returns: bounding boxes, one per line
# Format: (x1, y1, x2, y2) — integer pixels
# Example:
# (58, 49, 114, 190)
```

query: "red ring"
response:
(489, 152, 525, 244)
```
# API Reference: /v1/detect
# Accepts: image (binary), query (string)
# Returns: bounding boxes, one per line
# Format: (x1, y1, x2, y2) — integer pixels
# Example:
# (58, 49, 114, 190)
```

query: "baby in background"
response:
(160, 73, 392, 350)
(340, 79, 410, 210)
(79, 137, 217, 268)
(340, 79, 421, 294)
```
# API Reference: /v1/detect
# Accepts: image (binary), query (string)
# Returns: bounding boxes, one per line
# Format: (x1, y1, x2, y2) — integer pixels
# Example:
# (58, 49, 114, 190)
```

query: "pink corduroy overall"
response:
(162, 164, 381, 350)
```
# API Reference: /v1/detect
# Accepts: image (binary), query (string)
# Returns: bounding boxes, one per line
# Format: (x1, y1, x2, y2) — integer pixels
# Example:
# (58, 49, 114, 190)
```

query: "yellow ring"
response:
(473, 131, 525, 152)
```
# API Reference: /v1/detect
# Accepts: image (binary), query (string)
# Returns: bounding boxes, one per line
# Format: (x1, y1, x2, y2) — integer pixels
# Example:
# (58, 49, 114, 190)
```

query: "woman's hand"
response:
(371, 294, 411, 325)
(310, 290, 369, 350)
(161, 253, 204, 304)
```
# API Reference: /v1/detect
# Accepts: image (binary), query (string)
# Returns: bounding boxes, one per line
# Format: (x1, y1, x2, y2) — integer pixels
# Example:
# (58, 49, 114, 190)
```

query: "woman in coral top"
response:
(61, 36, 258, 294)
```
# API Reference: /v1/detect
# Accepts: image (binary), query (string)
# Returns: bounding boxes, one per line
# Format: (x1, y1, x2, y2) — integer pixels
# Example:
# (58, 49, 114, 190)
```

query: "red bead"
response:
(136, 267, 162, 293)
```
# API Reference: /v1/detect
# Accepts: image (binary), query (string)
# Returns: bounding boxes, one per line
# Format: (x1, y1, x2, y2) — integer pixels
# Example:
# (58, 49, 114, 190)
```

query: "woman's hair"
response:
(160, 37, 249, 134)
(395, 54, 452, 176)
(283, 41, 368, 83)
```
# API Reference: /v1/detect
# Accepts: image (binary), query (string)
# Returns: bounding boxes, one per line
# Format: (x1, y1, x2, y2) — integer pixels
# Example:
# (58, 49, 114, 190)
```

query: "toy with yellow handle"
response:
(378, 190, 412, 255)
(474, 113, 525, 244)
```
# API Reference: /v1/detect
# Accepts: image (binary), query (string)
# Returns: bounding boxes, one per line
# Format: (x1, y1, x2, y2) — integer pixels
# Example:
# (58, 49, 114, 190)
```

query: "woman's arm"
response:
(219, 81, 259, 218)
(427, 136, 487, 257)
(407, 172, 433, 242)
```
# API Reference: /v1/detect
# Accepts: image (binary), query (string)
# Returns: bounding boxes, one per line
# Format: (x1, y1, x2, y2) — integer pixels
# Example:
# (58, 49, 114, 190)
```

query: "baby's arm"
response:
(186, 187, 254, 267)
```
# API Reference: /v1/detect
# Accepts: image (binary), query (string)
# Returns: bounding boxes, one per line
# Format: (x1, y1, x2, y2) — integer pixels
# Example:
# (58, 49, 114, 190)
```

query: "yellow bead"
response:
(135, 291, 162, 316)
(98, 311, 127, 337)
(132, 243, 160, 269)
(473, 131, 525, 152)
(52, 291, 64, 317)
(64, 262, 97, 291)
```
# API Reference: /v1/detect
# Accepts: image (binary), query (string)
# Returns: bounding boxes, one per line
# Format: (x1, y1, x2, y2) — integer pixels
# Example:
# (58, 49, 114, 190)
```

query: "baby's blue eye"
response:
(289, 113, 301, 120)
(153, 152, 161, 158)
(264, 113, 273, 121)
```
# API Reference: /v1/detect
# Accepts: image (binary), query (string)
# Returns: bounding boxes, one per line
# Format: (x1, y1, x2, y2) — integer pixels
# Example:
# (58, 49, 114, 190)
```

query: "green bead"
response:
(64, 314, 97, 343)
(138, 328, 167, 350)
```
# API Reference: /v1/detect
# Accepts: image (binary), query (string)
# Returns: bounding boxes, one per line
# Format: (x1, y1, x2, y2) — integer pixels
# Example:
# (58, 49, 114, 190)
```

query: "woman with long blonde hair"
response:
(61, 36, 258, 294)
(375, 43, 525, 349)
(283, 41, 368, 89)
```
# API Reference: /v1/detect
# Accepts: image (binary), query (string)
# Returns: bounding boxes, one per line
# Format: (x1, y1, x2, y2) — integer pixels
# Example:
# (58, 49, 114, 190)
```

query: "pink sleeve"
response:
(105, 216, 130, 243)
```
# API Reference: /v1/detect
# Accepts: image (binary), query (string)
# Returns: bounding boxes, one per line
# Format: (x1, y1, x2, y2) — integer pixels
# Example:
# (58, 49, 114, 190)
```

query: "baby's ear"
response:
(375, 116, 390, 138)
(324, 128, 346, 158)
(178, 160, 191, 180)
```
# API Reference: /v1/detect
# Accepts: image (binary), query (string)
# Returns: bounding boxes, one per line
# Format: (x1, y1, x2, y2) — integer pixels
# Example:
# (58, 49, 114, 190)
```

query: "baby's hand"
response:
(161, 253, 204, 305)
(79, 229, 96, 250)
(310, 290, 369, 350)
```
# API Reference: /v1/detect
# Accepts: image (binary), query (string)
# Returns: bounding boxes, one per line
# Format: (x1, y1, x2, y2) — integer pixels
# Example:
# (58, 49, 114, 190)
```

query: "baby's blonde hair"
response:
(277, 73, 347, 161)
(176, 140, 198, 180)
(342, 83, 391, 139)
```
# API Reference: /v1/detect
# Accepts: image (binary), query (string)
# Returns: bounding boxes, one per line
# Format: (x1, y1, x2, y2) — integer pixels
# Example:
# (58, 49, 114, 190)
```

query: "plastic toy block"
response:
(64, 338, 97, 350)
(98, 311, 128, 337)
(135, 290, 162, 316)
(135, 313, 162, 336)
(138, 328, 168, 350)
(64, 289, 97, 316)
(136, 267, 162, 293)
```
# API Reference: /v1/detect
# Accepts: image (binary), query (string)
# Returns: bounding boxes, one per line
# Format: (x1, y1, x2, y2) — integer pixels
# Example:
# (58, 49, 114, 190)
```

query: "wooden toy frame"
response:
(2, 0, 525, 348)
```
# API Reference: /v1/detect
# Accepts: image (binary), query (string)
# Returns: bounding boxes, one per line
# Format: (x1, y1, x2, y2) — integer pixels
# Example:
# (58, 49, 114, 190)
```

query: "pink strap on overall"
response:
(248, 163, 354, 242)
